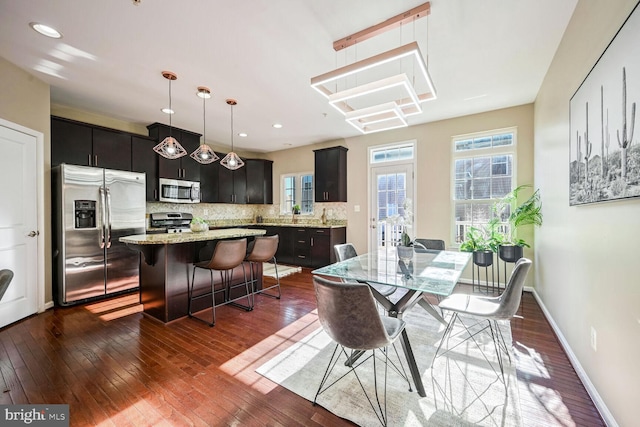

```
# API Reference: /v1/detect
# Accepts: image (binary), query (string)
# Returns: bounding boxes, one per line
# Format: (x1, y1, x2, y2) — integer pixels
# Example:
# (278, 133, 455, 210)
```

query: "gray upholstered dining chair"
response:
(312, 275, 411, 426)
(334, 243, 396, 298)
(0, 269, 14, 301)
(413, 238, 445, 251)
(189, 238, 250, 327)
(245, 235, 281, 299)
(434, 258, 532, 380)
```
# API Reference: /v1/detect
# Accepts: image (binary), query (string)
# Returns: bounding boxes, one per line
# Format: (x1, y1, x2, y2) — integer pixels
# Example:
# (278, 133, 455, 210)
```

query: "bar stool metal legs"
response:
(187, 238, 251, 327)
(245, 235, 281, 299)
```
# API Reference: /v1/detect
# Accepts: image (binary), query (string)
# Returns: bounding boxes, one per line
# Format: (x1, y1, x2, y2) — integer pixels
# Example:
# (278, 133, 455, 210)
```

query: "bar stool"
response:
(245, 235, 281, 299)
(188, 238, 251, 327)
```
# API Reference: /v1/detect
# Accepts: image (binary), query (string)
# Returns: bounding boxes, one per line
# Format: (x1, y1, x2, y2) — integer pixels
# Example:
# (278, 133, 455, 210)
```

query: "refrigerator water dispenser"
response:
(74, 200, 96, 229)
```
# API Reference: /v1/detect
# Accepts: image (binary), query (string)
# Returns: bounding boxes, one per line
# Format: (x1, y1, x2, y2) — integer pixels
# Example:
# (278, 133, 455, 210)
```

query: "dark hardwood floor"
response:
(0, 270, 604, 426)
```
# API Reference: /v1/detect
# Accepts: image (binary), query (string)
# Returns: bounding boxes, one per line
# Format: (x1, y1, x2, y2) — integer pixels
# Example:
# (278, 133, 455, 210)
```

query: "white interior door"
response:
(369, 163, 414, 253)
(0, 122, 39, 328)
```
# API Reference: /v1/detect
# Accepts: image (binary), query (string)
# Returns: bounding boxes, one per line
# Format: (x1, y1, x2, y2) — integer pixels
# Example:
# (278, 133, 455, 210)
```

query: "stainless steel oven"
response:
(158, 178, 200, 203)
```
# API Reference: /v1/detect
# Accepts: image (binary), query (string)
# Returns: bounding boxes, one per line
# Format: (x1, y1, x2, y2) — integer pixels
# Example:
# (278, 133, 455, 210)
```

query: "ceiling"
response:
(0, 0, 577, 153)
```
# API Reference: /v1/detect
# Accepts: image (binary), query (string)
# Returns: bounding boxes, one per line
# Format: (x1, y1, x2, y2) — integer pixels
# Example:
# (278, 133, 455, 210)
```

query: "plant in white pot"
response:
(390, 198, 415, 264)
(190, 216, 209, 232)
(493, 185, 543, 262)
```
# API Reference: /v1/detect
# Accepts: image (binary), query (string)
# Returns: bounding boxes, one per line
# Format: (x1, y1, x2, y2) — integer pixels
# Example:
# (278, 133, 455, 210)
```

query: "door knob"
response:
(28, 230, 40, 237)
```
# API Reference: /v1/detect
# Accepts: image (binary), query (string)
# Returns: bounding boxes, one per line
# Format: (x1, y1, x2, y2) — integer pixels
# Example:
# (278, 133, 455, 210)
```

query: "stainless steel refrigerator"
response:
(53, 164, 146, 305)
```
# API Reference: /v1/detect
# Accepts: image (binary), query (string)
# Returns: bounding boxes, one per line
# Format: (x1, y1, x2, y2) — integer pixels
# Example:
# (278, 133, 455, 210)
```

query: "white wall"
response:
(534, 1, 640, 425)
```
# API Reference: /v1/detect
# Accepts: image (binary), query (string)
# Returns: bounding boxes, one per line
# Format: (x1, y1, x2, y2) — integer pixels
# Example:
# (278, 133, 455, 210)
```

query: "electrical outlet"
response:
(590, 327, 597, 352)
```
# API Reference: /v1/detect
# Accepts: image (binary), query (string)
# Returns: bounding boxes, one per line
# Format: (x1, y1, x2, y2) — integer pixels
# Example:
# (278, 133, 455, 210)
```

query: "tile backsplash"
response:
(146, 202, 347, 226)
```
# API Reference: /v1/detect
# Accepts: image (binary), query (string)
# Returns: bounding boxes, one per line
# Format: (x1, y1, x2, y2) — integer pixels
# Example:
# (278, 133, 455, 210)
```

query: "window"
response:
(371, 143, 414, 164)
(281, 173, 314, 214)
(452, 129, 516, 244)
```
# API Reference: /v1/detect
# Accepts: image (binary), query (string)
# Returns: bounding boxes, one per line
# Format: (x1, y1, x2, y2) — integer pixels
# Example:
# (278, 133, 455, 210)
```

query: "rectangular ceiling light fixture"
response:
(345, 102, 408, 134)
(311, 42, 436, 134)
(311, 2, 434, 134)
(328, 73, 422, 118)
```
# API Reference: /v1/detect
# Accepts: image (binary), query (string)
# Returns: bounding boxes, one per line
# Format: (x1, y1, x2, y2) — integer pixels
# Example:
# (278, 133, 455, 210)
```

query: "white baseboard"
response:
(530, 289, 617, 427)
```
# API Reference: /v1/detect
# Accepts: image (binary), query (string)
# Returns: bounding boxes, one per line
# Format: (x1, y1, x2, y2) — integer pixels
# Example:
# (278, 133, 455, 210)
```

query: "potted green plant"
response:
(459, 225, 495, 267)
(493, 185, 543, 262)
(190, 216, 209, 232)
(292, 204, 301, 214)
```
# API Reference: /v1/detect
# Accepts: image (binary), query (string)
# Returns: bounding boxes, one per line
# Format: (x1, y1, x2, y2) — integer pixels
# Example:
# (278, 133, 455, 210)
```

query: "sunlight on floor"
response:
(219, 309, 320, 394)
(514, 340, 575, 425)
(84, 293, 143, 321)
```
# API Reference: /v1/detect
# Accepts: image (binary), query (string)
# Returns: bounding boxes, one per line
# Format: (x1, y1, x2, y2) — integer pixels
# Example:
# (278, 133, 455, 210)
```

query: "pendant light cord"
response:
(168, 78, 173, 139)
(230, 104, 234, 151)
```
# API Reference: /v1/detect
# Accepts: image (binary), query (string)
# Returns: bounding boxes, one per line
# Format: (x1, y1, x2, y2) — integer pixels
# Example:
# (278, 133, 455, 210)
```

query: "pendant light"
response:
(220, 99, 245, 170)
(153, 71, 187, 159)
(190, 87, 219, 164)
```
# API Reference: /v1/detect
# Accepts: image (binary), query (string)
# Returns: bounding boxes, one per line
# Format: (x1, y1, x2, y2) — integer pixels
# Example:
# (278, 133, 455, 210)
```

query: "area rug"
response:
(256, 305, 521, 426)
(262, 262, 301, 279)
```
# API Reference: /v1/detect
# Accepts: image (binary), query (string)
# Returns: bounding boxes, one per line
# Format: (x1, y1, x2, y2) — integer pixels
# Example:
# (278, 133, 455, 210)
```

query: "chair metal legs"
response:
(251, 257, 281, 299)
(188, 264, 253, 327)
(433, 313, 511, 382)
(313, 344, 411, 427)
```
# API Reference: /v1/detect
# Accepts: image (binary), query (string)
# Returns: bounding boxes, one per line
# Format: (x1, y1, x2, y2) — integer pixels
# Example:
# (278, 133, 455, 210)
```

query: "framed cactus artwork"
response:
(569, 1, 640, 205)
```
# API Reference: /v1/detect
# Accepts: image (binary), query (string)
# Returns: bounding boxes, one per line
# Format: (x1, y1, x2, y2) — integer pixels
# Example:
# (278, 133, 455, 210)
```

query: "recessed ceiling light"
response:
(238, 132, 248, 138)
(29, 22, 62, 39)
(161, 108, 174, 114)
(272, 123, 283, 129)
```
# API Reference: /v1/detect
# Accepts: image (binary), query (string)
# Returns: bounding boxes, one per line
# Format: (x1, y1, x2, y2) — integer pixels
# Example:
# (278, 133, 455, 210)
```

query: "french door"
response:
(368, 163, 414, 253)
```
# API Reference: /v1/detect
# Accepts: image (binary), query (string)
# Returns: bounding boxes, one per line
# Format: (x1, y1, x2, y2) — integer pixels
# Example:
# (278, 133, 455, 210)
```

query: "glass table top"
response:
(312, 247, 471, 297)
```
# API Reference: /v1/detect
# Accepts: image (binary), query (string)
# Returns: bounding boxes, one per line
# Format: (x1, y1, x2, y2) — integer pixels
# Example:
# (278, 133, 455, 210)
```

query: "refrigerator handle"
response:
(99, 187, 106, 249)
(105, 187, 113, 249)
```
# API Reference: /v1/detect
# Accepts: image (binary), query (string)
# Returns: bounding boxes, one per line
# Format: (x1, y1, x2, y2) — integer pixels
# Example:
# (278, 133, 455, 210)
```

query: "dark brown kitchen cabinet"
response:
(199, 159, 220, 203)
(314, 146, 348, 202)
(218, 163, 246, 204)
(245, 159, 273, 204)
(247, 225, 295, 265)
(293, 227, 346, 268)
(92, 128, 132, 171)
(131, 135, 159, 201)
(51, 117, 92, 167)
(147, 123, 201, 182)
(51, 116, 132, 170)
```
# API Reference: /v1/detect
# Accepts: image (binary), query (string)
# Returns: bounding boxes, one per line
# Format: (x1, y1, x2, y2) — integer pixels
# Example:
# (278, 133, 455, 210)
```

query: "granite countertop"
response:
(120, 228, 266, 245)
(246, 222, 346, 229)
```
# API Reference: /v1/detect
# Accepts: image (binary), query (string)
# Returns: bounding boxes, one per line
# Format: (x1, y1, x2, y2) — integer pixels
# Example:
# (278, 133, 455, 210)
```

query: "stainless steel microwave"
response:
(158, 178, 200, 204)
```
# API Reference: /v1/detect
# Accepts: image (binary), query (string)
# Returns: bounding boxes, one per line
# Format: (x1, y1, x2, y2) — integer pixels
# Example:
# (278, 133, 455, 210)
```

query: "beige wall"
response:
(0, 56, 52, 302)
(534, 1, 639, 425)
(267, 103, 535, 283)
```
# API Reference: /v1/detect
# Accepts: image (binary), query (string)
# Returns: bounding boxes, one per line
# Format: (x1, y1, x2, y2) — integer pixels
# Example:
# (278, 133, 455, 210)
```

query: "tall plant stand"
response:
(471, 250, 495, 294)
(496, 245, 524, 290)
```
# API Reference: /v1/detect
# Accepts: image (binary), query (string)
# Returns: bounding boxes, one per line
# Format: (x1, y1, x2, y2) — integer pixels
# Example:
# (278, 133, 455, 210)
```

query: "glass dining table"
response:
(312, 247, 471, 397)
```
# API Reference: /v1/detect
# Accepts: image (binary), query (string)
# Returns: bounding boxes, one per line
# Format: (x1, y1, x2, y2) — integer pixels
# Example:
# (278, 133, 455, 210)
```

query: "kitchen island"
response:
(121, 228, 266, 323)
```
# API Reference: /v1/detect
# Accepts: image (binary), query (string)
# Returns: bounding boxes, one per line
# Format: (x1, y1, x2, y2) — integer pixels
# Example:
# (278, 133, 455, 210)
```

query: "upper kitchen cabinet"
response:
(51, 116, 132, 170)
(131, 135, 160, 201)
(218, 161, 246, 204)
(245, 159, 273, 204)
(147, 123, 201, 182)
(199, 157, 220, 203)
(314, 146, 348, 202)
